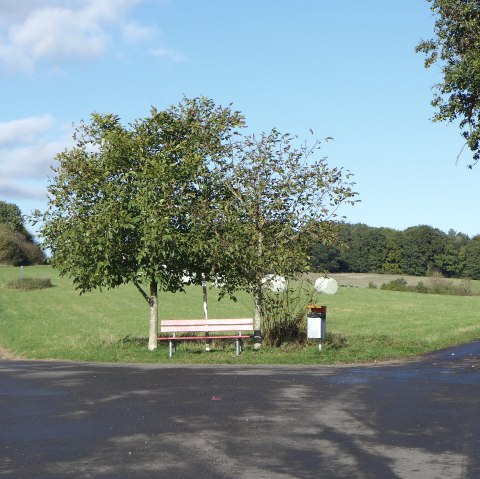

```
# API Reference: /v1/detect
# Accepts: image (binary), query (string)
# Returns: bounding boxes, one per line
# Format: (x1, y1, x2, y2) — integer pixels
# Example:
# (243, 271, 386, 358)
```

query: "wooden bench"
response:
(158, 318, 254, 357)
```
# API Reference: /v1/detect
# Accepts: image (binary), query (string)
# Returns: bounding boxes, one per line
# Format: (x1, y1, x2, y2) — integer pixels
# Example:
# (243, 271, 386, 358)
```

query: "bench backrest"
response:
(160, 318, 253, 333)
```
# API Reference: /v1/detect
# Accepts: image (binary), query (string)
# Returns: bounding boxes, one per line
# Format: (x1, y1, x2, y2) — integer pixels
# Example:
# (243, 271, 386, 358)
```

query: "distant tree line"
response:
(310, 223, 480, 279)
(0, 200, 45, 266)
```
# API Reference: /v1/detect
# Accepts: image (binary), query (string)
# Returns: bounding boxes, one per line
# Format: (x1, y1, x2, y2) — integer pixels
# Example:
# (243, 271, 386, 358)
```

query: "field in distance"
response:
(312, 273, 477, 289)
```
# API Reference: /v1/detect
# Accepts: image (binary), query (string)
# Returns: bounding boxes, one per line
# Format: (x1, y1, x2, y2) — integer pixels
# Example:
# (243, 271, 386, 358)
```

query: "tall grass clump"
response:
(6, 277, 53, 290)
(261, 280, 321, 346)
(380, 275, 476, 296)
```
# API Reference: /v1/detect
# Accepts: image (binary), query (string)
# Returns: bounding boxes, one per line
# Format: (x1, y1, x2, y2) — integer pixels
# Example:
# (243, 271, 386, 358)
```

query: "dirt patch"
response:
(0, 343, 23, 360)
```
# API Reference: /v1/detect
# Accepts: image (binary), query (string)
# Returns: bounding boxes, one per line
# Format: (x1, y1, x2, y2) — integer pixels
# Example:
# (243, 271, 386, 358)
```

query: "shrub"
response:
(379, 276, 475, 296)
(0, 225, 23, 265)
(380, 278, 408, 291)
(0, 224, 45, 266)
(413, 281, 430, 294)
(261, 280, 321, 347)
(6, 277, 53, 290)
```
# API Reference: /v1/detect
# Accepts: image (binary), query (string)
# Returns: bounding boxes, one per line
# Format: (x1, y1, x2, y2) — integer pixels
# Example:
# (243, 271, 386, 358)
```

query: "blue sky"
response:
(1, 0, 479, 237)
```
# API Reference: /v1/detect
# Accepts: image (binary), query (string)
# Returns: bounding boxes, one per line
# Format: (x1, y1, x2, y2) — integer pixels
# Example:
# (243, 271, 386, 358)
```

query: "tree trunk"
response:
(253, 224, 264, 350)
(148, 280, 158, 351)
(202, 274, 210, 351)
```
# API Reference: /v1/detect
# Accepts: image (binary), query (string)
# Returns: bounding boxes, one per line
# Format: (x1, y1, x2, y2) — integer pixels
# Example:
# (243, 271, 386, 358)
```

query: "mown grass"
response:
(1, 265, 479, 364)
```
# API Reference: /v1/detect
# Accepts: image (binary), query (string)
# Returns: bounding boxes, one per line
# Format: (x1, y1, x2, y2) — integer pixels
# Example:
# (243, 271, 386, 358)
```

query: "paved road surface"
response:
(1, 342, 479, 478)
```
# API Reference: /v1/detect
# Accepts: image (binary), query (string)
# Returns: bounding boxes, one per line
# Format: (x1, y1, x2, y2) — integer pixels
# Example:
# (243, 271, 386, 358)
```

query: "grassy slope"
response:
(1, 266, 479, 364)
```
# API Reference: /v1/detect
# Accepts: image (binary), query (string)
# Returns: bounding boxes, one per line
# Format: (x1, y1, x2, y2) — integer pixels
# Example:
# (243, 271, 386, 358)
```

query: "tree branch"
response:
(134, 280, 152, 306)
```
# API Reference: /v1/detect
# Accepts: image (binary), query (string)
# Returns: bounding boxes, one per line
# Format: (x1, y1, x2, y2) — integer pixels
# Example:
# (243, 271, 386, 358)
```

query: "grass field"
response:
(1, 265, 479, 364)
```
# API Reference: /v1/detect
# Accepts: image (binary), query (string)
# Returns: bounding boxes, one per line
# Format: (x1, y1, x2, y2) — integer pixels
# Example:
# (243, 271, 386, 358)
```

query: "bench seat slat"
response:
(157, 334, 251, 341)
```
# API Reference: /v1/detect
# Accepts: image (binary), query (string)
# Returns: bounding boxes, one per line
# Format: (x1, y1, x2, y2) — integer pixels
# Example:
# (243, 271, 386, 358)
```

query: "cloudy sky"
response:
(1, 0, 479, 237)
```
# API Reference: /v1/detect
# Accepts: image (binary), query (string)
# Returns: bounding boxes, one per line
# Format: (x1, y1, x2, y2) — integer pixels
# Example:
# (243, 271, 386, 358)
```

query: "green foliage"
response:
(416, 0, 480, 166)
(210, 129, 358, 333)
(0, 224, 45, 266)
(0, 201, 44, 266)
(6, 277, 53, 290)
(35, 97, 246, 350)
(399, 225, 448, 276)
(37, 97, 245, 296)
(260, 281, 320, 346)
(380, 277, 409, 292)
(380, 275, 475, 296)
(464, 236, 480, 279)
(0, 225, 23, 265)
(0, 201, 24, 232)
(310, 223, 476, 279)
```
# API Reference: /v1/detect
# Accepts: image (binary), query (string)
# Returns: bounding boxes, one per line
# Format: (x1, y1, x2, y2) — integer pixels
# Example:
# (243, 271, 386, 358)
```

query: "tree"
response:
(212, 130, 358, 347)
(0, 201, 24, 232)
(309, 241, 346, 273)
(464, 235, 480, 279)
(400, 225, 448, 276)
(339, 223, 388, 273)
(0, 200, 45, 265)
(416, 0, 480, 166)
(37, 97, 244, 350)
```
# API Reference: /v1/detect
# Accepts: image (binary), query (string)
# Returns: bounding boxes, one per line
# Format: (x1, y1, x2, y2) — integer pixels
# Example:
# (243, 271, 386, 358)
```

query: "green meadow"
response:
(1, 265, 479, 364)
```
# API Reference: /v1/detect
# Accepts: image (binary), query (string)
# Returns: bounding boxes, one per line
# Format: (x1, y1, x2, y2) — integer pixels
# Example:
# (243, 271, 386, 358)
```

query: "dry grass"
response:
(309, 272, 473, 289)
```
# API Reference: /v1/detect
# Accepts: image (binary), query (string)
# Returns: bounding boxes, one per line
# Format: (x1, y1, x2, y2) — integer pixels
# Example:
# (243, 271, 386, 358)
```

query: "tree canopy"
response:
(416, 0, 480, 166)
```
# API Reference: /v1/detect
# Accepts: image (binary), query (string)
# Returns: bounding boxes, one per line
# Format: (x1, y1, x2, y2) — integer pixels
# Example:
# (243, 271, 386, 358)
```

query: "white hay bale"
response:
(314, 277, 338, 294)
(261, 274, 288, 293)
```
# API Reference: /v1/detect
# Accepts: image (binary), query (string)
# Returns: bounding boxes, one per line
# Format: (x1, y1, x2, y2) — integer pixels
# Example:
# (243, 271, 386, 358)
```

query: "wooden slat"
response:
(160, 318, 253, 333)
(160, 325, 251, 333)
(161, 318, 252, 326)
(157, 334, 251, 341)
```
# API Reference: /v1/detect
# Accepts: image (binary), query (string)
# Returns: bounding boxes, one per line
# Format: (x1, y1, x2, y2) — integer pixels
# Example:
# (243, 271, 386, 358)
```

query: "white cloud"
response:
(0, 115, 71, 201)
(0, 179, 47, 201)
(0, 0, 185, 72)
(150, 47, 186, 62)
(0, 0, 143, 72)
(122, 21, 158, 44)
(0, 115, 54, 145)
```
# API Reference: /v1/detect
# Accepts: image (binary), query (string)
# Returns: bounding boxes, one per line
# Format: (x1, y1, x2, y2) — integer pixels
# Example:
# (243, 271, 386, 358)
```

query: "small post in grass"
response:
(20, 266, 24, 289)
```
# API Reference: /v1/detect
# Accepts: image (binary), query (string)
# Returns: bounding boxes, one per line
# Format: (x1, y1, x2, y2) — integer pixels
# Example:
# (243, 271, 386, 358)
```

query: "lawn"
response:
(1, 265, 479, 364)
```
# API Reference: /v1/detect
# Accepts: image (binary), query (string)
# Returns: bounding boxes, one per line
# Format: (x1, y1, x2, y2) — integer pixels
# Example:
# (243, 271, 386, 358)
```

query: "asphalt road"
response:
(1, 342, 479, 479)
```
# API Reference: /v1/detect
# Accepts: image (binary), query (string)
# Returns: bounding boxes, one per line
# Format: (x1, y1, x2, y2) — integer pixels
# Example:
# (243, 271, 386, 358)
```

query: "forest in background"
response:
(2, 199, 479, 279)
(310, 223, 480, 279)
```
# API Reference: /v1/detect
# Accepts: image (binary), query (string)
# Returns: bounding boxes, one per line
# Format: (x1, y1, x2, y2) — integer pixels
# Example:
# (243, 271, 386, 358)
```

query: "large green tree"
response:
(37, 97, 244, 350)
(213, 130, 358, 347)
(417, 0, 480, 166)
